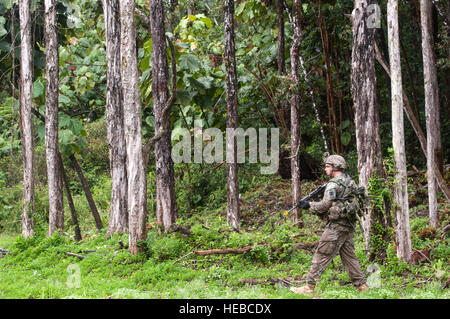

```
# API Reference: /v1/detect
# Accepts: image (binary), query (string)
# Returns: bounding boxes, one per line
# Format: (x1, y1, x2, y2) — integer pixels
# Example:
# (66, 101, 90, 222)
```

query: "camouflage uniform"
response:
(305, 173, 366, 287)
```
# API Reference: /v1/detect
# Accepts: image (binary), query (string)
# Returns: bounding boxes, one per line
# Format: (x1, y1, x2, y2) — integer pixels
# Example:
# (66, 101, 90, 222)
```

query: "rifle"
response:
(284, 183, 327, 215)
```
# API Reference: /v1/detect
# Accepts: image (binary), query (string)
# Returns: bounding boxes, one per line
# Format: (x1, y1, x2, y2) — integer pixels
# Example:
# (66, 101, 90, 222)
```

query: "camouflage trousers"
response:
(306, 223, 366, 287)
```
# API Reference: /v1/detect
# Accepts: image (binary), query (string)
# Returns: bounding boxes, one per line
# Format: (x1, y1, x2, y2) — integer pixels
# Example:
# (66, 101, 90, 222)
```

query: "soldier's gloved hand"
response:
(296, 200, 310, 209)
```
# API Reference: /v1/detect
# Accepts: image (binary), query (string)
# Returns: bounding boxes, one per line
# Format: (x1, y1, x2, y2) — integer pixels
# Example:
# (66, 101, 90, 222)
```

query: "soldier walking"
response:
(290, 155, 369, 294)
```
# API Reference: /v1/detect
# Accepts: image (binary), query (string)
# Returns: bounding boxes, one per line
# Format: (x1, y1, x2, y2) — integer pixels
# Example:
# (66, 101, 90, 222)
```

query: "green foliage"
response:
(0, 0, 449, 300)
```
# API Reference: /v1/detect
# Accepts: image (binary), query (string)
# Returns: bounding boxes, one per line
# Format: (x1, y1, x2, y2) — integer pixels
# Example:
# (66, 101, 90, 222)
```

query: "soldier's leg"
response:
(305, 226, 343, 285)
(339, 236, 366, 287)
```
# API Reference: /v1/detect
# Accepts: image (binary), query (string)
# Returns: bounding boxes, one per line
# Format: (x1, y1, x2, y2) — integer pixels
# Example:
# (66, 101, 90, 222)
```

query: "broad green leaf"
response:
(196, 76, 213, 89)
(59, 129, 74, 145)
(59, 94, 71, 105)
(68, 119, 83, 135)
(59, 114, 71, 128)
(176, 90, 192, 106)
(187, 77, 206, 92)
(341, 132, 351, 146)
(143, 38, 152, 53)
(342, 120, 351, 130)
(145, 115, 154, 127)
(236, 2, 246, 16)
(200, 17, 212, 29)
(32, 81, 44, 98)
(179, 54, 201, 72)
(0, 16, 7, 37)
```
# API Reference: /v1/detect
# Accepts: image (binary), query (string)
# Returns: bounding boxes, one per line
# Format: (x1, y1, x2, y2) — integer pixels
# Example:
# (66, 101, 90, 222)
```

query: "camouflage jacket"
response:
(309, 173, 357, 229)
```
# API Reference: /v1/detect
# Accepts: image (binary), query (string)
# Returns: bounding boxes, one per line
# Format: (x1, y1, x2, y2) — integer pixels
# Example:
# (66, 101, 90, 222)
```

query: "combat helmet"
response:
(324, 154, 346, 170)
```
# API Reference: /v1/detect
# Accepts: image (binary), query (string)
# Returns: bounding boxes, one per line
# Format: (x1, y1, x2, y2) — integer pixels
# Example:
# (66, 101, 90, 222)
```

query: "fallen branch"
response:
(168, 224, 193, 236)
(173, 251, 194, 265)
(64, 252, 86, 259)
(238, 277, 306, 287)
(194, 245, 253, 256)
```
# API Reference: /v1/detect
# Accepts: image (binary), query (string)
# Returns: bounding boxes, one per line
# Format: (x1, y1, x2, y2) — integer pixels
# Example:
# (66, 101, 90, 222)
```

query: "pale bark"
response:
(120, 0, 147, 254)
(374, 42, 450, 201)
(387, 0, 412, 263)
(103, 0, 128, 235)
(351, 0, 385, 251)
(44, 0, 64, 236)
(150, 0, 177, 232)
(281, 1, 328, 153)
(420, 0, 442, 228)
(276, 0, 286, 75)
(224, 0, 240, 230)
(19, 0, 34, 238)
(289, 0, 302, 223)
(276, 0, 289, 141)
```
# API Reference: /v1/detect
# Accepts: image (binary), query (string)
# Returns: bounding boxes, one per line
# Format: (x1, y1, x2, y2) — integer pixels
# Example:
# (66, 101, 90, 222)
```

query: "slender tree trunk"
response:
(374, 42, 450, 202)
(282, 2, 328, 153)
(276, 0, 289, 141)
(318, 3, 339, 154)
(44, 0, 64, 236)
(29, 109, 84, 240)
(224, 0, 240, 230)
(351, 0, 385, 252)
(59, 153, 82, 241)
(276, 0, 286, 75)
(9, 5, 16, 185)
(120, 0, 147, 254)
(289, 0, 302, 224)
(103, 0, 128, 235)
(19, 0, 34, 238)
(431, 0, 449, 27)
(420, 0, 442, 228)
(387, 0, 412, 264)
(70, 155, 103, 231)
(150, 0, 177, 232)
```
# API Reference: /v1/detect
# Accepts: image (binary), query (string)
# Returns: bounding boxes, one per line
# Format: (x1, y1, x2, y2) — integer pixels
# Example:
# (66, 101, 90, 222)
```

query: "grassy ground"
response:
(0, 178, 448, 299)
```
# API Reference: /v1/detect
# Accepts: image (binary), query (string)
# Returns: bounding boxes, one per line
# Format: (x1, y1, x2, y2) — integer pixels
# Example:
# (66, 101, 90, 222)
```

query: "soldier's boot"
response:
(290, 283, 315, 295)
(356, 283, 369, 292)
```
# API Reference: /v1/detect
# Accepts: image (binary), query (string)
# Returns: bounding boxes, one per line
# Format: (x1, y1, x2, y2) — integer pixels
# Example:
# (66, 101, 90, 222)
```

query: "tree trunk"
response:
(44, 0, 64, 236)
(59, 153, 82, 241)
(9, 5, 16, 186)
(29, 109, 83, 241)
(224, 0, 240, 230)
(374, 42, 450, 202)
(19, 0, 34, 238)
(70, 155, 103, 231)
(420, 0, 442, 228)
(276, 0, 289, 141)
(276, 0, 286, 75)
(387, 0, 412, 264)
(289, 0, 302, 224)
(103, 0, 128, 235)
(150, 0, 177, 232)
(283, 4, 328, 153)
(120, 0, 147, 254)
(351, 0, 385, 252)
(318, 3, 339, 154)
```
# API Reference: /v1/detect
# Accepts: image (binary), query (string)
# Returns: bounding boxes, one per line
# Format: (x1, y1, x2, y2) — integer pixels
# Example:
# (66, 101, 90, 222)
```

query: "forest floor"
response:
(0, 173, 449, 299)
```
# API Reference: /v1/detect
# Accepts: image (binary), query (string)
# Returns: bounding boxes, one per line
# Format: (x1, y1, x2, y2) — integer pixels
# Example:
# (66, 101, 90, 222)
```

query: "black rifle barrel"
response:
(285, 183, 328, 213)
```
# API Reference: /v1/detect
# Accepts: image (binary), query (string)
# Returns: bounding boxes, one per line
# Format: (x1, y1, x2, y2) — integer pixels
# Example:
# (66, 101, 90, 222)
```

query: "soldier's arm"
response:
(309, 183, 337, 215)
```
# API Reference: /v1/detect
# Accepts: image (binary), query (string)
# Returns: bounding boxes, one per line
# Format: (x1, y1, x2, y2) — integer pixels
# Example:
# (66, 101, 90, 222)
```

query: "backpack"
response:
(330, 177, 367, 224)
(339, 184, 367, 223)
